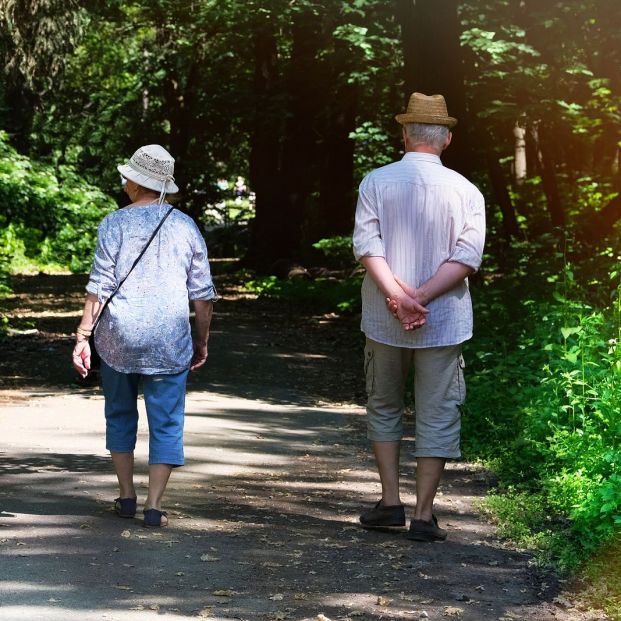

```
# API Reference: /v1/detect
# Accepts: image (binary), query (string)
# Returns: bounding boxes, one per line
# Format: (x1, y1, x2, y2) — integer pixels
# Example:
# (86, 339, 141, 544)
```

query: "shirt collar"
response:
(402, 152, 443, 165)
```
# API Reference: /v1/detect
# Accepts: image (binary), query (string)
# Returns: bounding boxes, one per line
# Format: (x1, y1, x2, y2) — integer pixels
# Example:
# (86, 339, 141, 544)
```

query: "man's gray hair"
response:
(404, 123, 450, 150)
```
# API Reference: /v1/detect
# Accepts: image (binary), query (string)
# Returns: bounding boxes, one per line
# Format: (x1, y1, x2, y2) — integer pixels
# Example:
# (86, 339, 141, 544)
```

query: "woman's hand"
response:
(190, 340, 208, 372)
(72, 339, 91, 378)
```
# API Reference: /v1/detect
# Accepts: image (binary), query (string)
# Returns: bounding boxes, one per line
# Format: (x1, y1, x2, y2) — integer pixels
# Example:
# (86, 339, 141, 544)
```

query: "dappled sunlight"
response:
(0, 582, 76, 593)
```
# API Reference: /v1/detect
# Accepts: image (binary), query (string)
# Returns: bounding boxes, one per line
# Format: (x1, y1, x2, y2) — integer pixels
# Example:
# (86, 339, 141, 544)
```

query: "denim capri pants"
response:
(100, 360, 189, 466)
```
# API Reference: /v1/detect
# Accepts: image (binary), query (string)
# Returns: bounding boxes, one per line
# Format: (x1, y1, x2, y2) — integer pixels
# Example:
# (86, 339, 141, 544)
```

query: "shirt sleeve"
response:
(353, 174, 385, 261)
(86, 217, 120, 302)
(186, 223, 218, 301)
(448, 187, 486, 272)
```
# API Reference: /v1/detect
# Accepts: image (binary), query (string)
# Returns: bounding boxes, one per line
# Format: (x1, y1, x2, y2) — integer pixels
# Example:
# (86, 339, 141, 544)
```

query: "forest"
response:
(1, 0, 621, 614)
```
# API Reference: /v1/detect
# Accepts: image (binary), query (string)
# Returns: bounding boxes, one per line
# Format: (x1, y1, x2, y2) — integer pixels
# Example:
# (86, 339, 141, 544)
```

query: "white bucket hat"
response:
(117, 145, 180, 199)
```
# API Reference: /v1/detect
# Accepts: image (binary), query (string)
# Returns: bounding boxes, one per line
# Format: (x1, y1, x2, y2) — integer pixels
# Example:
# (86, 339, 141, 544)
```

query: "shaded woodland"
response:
(1, 0, 621, 608)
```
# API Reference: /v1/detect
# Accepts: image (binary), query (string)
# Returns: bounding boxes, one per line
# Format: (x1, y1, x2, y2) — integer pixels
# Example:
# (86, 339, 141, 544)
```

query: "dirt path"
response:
(0, 272, 607, 621)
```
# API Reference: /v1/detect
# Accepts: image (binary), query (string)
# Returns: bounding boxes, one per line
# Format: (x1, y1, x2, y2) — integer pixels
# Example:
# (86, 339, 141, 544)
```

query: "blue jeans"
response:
(100, 360, 189, 466)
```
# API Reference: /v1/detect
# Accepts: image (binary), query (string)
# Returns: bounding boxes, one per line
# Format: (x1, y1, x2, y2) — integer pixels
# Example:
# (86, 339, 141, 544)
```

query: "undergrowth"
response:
(464, 242, 621, 575)
(0, 130, 115, 278)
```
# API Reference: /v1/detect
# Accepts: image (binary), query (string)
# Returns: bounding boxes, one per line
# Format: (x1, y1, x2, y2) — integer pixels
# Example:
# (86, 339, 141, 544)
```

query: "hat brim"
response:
(117, 164, 179, 194)
(395, 114, 457, 128)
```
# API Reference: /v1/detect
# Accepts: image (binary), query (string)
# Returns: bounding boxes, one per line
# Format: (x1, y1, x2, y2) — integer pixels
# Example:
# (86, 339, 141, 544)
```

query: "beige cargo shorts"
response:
(364, 338, 465, 458)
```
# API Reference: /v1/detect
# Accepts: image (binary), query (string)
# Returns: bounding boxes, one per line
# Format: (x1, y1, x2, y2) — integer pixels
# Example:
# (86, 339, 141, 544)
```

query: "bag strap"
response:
(92, 206, 174, 332)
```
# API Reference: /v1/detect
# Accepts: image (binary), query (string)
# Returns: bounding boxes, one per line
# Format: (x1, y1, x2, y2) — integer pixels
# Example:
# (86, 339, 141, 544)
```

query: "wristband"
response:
(76, 326, 92, 337)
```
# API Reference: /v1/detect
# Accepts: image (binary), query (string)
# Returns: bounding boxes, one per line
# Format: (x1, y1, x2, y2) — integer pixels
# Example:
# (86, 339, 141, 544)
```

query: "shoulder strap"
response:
(92, 206, 175, 332)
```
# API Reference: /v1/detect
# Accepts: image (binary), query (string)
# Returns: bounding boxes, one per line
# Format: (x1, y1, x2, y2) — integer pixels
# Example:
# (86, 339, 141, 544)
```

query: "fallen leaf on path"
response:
(443, 606, 463, 617)
(114, 585, 131, 590)
(197, 607, 213, 617)
(347, 611, 364, 617)
(212, 589, 236, 597)
(176, 572, 185, 576)
(316, 615, 332, 621)
(293, 593, 308, 600)
(268, 612, 287, 620)
(269, 594, 284, 601)
(200, 554, 220, 562)
(376, 596, 391, 607)
(553, 595, 573, 608)
(120, 530, 131, 538)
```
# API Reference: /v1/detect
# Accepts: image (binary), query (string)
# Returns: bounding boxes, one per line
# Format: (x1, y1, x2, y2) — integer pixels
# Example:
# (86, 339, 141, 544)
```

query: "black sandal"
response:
(143, 508, 168, 527)
(114, 497, 137, 518)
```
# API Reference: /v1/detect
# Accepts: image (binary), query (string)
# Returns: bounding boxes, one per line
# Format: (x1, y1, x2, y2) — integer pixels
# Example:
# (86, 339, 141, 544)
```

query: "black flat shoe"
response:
(359, 499, 406, 529)
(407, 515, 447, 541)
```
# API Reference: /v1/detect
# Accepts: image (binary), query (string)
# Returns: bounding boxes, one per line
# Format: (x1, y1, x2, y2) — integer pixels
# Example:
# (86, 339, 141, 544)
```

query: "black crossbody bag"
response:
(89, 207, 174, 371)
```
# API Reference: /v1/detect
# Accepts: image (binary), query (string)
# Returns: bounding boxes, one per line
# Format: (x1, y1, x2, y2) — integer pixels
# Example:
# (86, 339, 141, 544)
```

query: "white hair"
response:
(404, 123, 450, 150)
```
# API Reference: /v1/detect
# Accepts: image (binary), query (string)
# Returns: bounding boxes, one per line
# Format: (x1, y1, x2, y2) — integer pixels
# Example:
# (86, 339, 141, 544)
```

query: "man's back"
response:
(353, 152, 485, 348)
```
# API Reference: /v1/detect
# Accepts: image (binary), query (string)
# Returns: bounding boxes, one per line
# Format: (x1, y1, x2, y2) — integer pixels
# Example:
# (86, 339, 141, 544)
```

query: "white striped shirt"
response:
(353, 152, 485, 348)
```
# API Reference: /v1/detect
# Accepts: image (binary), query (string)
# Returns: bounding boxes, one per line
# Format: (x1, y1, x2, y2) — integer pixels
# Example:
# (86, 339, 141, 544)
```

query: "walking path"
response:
(0, 273, 606, 621)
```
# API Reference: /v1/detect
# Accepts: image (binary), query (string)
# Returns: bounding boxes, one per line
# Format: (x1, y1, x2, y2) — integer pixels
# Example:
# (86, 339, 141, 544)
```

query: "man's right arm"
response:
(353, 177, 427, 328)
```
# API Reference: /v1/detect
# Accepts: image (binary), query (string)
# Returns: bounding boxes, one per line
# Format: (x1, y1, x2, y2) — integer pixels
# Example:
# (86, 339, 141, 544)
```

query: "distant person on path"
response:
(72, 144, 217, 527)
(353, 93, 485, 541)
(234, 175, 247, 201)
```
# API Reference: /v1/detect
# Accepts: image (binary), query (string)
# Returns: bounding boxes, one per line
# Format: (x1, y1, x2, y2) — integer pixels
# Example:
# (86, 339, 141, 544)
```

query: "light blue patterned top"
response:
(86, 202, 217, 374)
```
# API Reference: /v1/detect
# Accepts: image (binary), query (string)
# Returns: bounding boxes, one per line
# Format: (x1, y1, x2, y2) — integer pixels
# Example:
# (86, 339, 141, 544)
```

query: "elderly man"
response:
(353, 93, 485, 541)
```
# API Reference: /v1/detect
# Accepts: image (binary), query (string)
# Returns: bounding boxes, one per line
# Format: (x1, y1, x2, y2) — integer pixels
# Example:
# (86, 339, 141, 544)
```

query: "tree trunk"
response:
(394, 0, 472, 176)
(246, 17, 282, 268)
(513, 122, 527, 185)
(487, 151, 521, 239)
(530, 122, 564, 227)
(315, 82, 357, 241)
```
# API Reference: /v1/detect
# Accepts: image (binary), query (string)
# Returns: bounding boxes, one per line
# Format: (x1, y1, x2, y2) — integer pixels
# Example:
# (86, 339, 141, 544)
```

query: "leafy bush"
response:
(465, 260, 621, 572)
(312, 235, 356, 269)
(0, 131, 115, 274)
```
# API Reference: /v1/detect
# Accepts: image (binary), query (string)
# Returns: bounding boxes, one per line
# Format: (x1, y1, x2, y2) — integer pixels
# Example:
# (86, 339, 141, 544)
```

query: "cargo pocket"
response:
(364, 344, 375, 397)
(456, 354, 466, 405)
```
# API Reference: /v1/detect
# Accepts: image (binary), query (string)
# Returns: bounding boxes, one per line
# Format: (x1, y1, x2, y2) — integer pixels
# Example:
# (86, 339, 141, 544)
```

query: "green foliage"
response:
(0, 130, 114, 273)
(349, 121, 395, 181)
(245, 273, 362, 314)
(312, 235, 355, 269)
(465, 252, 621, 572)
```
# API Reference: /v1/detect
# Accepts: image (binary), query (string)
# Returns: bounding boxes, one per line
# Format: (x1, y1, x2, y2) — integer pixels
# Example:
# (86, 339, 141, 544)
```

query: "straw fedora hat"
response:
(117, 144, 179, 195)
(395, 92, 457, 128)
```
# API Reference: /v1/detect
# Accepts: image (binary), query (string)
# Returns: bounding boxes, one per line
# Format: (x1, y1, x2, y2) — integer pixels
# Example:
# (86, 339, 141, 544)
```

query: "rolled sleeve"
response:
(353, 175, 385, 261)
(448, 189, 486, 272)
(187, 227, 218, 301)
(86, 218, 119, 302)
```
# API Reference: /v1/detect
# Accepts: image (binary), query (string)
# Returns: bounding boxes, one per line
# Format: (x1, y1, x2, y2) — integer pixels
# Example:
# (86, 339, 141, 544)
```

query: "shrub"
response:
(0, 131, 115, 274)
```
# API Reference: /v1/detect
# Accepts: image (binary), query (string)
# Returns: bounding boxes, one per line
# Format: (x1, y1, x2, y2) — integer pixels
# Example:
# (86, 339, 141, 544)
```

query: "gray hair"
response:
(404, 123, 450, 150)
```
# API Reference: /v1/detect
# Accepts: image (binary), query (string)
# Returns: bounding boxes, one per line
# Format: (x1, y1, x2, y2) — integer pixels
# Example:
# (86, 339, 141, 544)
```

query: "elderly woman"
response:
(72, 144, 217, 527)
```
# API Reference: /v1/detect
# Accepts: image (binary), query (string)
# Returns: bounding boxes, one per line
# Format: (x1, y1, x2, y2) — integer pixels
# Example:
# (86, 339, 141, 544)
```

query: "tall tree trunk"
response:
(277, 10, 322, 260)
(530, 122, 565, 227)
(487, 151, 520, 239)
(315, 82, 357, 241)
(394, 0, 471, 176)
(246, 17, 282, 268)
(513, 122, 527, 185)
